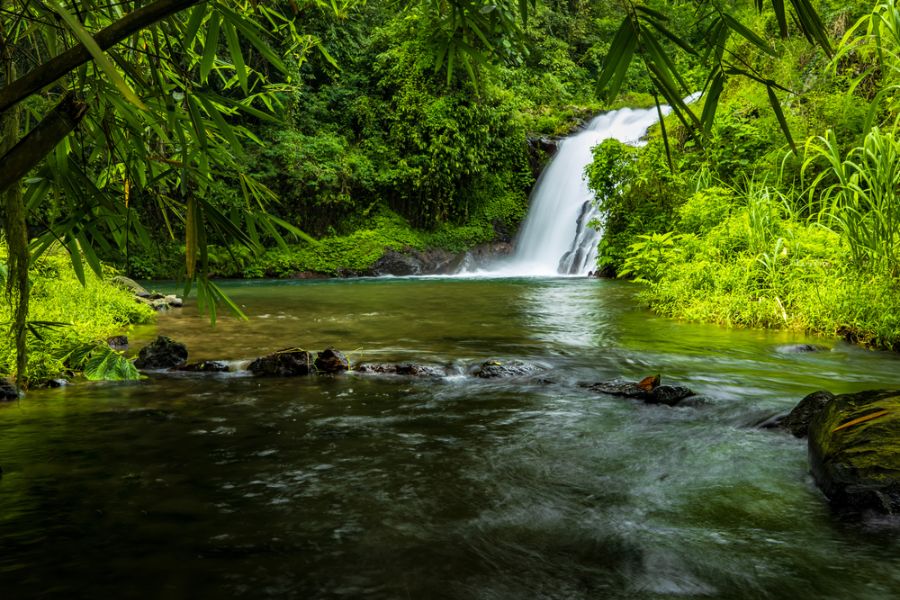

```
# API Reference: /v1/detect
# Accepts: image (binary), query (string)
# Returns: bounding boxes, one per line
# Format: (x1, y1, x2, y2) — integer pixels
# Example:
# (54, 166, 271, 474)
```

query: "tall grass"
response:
(802, 127, 900, 277)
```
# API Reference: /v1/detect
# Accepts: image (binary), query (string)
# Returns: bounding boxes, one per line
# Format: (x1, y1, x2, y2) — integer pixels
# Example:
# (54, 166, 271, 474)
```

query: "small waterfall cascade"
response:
(478, 100, 692, 277)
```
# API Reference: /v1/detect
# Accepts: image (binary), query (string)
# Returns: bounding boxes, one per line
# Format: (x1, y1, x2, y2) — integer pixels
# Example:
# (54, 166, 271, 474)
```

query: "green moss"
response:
(809, 390, 900, 512)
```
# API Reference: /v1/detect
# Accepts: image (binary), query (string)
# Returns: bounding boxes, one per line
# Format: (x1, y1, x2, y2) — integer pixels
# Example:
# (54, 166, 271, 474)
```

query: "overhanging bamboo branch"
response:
(0, 0, 203, 116)
(0, 94, 88, 194)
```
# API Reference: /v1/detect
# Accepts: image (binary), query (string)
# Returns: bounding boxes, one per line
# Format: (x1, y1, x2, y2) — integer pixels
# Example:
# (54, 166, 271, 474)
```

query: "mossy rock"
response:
(808, 389, 900, 514)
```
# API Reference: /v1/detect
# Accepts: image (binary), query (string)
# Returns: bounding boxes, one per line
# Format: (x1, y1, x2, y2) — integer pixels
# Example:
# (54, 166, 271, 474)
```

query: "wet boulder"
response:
(779, 391, 835, 437)
(177, 360, 231, 373)
(1, 380, 19, 401)
(248, 348, 314, 377)
(472, 360, 541, 379)
(107, 335, 129, 351)
(808, 389, 900, 514)
(315, 348, 350, 374)
(586, 376, 695, 406)
(369, 250, 423, 276)
(136, 294, 183, 311)
(135, 336, 188, 369)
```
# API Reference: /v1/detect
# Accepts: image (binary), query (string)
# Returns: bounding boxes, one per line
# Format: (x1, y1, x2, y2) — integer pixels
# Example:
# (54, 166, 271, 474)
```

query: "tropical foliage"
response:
(588, 0, 900, 350)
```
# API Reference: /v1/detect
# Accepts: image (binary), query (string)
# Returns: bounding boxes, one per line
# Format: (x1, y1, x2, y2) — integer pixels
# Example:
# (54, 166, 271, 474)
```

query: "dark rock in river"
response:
(776, 344, 829, 354)
(780, 390, 835, 437)
(586, 376, 695, 406)
(1, 380, 20, 401)
(808, 389, 900, 514)
(315, 348, 350, 373)
(369, 250, 424, 276)
(177, 360, 231, 373)
(107, 335, 129, 351)
(368, 248, 461, 277)
(355, 363, 447, 377)
(473, 360, 541, 379)
(135, 336, 189, 370)
(248, 348, 314, 377)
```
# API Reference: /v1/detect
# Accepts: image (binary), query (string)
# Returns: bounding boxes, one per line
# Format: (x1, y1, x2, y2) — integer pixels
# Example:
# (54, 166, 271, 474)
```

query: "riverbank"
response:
(607, 185, 900, 352)
(0, 247, 154, 386)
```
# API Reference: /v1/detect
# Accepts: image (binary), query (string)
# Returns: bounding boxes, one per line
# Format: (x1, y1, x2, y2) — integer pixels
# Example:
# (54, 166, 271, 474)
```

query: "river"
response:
(1, 277, 899, 598)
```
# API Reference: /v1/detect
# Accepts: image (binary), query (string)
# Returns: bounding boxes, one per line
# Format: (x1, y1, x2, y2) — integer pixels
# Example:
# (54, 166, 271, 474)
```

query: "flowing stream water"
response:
(2, 278, 900, 599)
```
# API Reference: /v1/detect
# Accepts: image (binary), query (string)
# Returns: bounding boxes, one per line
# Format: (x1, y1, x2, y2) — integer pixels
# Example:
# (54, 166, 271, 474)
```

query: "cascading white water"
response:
(477, 100, 691, 277)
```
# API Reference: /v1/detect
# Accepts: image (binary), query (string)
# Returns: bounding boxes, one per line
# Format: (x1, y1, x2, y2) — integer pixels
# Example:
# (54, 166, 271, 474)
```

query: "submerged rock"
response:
(355, 363, 447, 377)
(315, 348, 350, 373)
(776, 344, 830, 354)
(808, 389, 900, 515)
(248, 348, 314, 377)
(780, 391, 835, 437)
(177, 360, 231, 373)
(586, 376, 695, 406)
(472, 360, 541, 379)
(134, 336, 188, 369)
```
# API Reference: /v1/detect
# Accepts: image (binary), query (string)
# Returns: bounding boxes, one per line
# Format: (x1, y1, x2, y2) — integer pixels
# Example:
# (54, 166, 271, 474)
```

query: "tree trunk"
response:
(1, 20, 29, 389)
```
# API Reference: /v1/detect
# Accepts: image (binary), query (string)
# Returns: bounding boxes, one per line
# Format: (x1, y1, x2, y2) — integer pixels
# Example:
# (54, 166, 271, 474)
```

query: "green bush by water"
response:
(0, 247, 154, 384)
(585, 1, 900, 349)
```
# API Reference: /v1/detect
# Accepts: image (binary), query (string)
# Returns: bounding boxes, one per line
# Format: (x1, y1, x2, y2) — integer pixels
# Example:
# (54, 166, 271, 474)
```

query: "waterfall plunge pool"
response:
(1, 276, 899, 599)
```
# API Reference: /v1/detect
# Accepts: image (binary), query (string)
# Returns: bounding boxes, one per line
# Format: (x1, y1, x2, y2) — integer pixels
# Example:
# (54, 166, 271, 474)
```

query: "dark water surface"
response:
(2, 278, 899, 599)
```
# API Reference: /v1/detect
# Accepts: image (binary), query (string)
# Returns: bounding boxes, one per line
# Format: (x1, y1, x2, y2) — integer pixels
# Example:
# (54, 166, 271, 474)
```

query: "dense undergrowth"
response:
(0, 246, 153, 384)
(587, 0, 900, 350)
(122, 0, 688, 279)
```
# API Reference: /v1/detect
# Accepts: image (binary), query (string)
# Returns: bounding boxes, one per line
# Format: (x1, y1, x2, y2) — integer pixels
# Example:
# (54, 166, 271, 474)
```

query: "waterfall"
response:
(476, 99, 695, 277)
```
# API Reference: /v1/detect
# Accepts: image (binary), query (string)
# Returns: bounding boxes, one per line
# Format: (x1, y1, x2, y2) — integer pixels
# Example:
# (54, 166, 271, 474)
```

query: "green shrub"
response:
(0, 247, 155, 383)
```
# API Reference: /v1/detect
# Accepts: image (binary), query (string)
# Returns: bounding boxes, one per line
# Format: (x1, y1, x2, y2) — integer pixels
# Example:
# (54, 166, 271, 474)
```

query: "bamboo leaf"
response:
(701, 68, 725, 133)
(65, 236, 86, 285)
(654, 95, 673, 171)
(52, 3, 146, 110)
(184, 4, 207, 49)
(185, 194, 199, 278)
(222, 20, 248, 93)
(722, 12, 776, 56)
(201, 13, 221, 82)
(772, 0, 788, 38)
(766, 85, 796, 152)
(598, 17, 638, 102)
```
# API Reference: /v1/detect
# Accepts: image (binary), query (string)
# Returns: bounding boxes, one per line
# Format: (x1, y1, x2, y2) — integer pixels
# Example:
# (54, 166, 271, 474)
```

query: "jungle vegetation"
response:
(0, 0, 896, 385)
